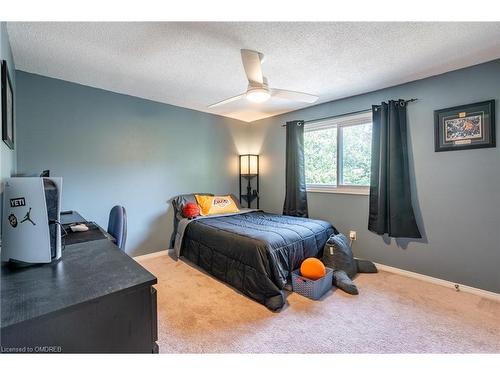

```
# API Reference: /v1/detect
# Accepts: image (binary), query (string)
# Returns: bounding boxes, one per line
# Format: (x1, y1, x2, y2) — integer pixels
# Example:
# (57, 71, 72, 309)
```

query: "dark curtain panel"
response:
(368, 101, 421, 238)
(283, 120, 308, 217)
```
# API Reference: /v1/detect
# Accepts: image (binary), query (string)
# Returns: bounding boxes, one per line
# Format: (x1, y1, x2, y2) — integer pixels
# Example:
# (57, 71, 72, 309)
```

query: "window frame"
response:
(304, 110, 373, 195)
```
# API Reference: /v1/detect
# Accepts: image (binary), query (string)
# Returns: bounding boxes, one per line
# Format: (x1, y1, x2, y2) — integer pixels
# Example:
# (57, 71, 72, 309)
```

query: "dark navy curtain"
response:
(283, 120, 308, 217)
(368, 100, 421, 238)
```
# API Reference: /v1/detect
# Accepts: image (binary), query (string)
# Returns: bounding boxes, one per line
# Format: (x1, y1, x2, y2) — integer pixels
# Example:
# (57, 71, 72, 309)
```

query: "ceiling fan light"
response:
(246, 88, 271, 103)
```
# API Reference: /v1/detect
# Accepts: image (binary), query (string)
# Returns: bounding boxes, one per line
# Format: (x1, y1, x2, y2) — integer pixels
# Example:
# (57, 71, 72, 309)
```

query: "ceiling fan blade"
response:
(271, 89, 319, 104)
(208, 93, 245, 108)
(241, 49, 264, 84)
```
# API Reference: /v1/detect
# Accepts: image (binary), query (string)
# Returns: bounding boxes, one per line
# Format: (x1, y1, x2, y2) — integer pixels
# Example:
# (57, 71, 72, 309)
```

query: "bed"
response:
(172, 196, 335, 311)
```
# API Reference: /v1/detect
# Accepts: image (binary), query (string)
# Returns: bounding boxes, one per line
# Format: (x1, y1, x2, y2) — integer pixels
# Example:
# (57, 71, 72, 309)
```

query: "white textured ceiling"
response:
(7, 22, 500, 122)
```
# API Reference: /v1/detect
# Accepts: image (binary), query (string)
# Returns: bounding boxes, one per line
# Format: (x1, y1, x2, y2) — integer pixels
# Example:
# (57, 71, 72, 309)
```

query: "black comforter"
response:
(180, 211, 335, 310)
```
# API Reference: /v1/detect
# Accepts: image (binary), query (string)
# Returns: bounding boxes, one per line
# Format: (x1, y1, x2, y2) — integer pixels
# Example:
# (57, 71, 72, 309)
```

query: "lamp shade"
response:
(240, 154, 259, 175)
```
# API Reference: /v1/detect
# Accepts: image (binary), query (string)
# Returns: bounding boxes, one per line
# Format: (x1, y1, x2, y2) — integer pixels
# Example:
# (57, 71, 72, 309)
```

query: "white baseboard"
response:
(133, 250, 169, 262)
(374, 262, 500, 302)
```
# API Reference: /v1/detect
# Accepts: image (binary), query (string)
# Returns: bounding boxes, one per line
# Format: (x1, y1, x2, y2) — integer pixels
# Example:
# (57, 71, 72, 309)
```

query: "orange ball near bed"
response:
(300, 258, 326, 280)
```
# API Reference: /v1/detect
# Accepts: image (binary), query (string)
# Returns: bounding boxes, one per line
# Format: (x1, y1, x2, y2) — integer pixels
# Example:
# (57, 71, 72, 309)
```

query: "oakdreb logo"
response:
(213, 197, 230, 208)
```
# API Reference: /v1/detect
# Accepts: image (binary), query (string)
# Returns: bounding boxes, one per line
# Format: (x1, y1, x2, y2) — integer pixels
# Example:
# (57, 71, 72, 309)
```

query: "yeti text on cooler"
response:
(10, 197, 26, 208)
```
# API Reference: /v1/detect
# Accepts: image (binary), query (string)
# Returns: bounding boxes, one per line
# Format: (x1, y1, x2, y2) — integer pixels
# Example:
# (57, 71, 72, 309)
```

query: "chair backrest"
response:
(108, 205, 127, 251)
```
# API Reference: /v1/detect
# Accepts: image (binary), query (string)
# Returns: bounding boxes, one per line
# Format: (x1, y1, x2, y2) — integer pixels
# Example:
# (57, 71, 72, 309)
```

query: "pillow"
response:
(322, 233, 378, 295)
(195, 194, 240, 216)
(172, 193, 212, 216)
(229, 193, 243, 209)
(170, 193, 213, 247)
(322, 233, 357, 278)
(356, 259, 378, 274)
(333, 270, 359, 295)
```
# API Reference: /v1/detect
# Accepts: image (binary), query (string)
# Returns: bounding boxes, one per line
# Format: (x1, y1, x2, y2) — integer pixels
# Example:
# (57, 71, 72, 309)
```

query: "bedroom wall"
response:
(15, 71, 250, 256)
(0, 22, 17, 241)
(249, 59, 500, 293)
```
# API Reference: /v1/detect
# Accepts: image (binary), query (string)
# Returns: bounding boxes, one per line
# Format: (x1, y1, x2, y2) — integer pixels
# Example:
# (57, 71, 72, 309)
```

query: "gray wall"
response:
(250, 59, 500, 293)
(15, 71, 250, 256)
(0, 22, 17, 239)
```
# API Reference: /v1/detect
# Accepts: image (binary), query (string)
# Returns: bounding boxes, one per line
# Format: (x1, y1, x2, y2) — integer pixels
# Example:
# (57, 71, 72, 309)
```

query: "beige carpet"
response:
(138, 252, 500, 353)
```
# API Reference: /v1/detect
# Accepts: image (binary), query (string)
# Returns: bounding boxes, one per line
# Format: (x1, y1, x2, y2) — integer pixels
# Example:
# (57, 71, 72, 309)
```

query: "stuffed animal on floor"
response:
(321, 233, 378, 295)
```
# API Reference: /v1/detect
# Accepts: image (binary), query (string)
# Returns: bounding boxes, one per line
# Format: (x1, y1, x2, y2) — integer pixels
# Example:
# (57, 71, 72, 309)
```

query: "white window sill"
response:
(306, 186, 369, 196)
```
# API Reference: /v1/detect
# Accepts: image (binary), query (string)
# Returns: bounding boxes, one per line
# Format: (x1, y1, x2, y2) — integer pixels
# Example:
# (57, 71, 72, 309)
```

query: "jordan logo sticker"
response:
(20, 208, 36, 226)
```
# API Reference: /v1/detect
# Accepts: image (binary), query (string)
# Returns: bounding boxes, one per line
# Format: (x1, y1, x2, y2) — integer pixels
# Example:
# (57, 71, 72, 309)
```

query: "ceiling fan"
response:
(208, 49, 319, 108)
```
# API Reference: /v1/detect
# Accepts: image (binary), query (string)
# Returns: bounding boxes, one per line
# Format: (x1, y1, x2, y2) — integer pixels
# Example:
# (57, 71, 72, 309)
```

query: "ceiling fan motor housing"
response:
(248, 76, 268, 89)
(246, 77, 271, 103)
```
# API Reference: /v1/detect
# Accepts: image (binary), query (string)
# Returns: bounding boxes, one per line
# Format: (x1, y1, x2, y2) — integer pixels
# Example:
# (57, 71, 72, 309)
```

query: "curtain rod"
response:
(281, 98, 418, 127)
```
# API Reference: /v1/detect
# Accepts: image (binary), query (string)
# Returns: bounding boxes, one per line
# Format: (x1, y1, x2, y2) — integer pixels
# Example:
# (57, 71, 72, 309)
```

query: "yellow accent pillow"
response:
(195, 195, 240, 216)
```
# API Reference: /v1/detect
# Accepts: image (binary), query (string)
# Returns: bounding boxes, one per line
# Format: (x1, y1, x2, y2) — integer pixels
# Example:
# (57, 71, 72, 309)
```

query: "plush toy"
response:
(322, 233, 378, 295)
(300, 257, 326, 280)
(182, 202, 200, 219)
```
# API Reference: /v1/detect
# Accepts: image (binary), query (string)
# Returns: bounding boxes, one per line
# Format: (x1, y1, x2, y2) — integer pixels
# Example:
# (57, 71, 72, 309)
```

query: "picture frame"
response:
(1, 59, 15, 150)
(434, 100, 495, 152)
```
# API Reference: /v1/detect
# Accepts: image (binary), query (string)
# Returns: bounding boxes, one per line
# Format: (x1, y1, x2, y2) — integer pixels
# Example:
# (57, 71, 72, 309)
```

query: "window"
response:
(304, 111, 372, 194)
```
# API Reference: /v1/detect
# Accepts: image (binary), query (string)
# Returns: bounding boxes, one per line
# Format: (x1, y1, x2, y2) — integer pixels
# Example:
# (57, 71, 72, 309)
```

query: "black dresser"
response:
(1, 232, 158, 353)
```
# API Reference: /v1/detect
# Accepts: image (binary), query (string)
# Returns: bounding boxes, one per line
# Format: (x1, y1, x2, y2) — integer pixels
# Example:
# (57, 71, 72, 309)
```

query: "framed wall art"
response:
(434, 100, 495, 152)
(2, 60, 15, 150)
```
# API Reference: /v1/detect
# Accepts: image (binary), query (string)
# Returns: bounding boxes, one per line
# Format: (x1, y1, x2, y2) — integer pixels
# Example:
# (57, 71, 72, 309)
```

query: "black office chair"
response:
(108, 206, 127, 251)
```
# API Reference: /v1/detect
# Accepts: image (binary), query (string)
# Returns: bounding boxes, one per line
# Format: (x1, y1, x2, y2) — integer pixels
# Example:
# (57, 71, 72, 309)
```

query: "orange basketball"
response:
(183, 202, 200, 218)
(300, 258, 326, 280)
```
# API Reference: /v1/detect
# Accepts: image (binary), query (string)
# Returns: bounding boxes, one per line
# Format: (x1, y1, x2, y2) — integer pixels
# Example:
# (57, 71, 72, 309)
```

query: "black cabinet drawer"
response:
(1, 285, 157, 353)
